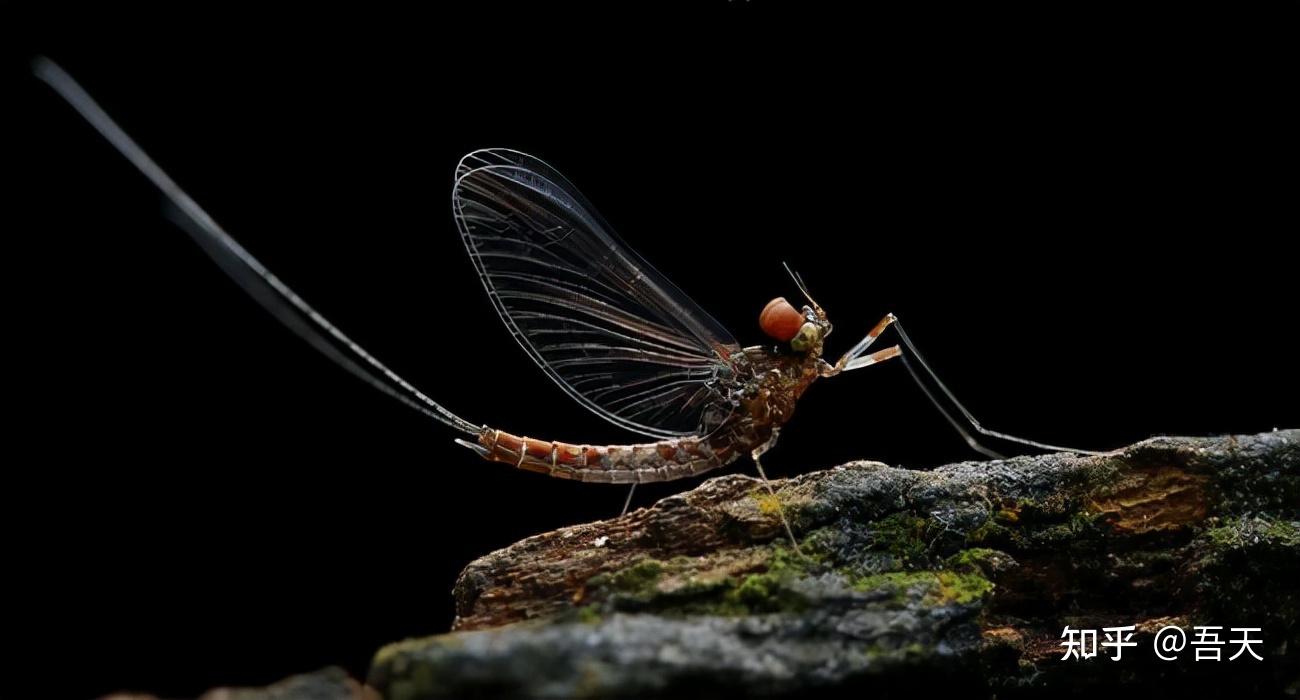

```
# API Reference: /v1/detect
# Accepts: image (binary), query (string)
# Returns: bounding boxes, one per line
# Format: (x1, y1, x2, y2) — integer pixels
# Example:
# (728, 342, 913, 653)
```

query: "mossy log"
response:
(369, 431, 1298, 698)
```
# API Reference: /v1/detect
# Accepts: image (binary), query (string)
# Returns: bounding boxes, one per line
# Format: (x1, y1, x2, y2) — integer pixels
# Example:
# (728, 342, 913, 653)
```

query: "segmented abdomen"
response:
(471, 427, 743, 483)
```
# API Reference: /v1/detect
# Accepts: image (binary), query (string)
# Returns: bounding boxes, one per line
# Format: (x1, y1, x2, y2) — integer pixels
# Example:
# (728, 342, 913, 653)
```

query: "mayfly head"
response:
(760, 296, 831, 355)
(758, 263, 832, 356)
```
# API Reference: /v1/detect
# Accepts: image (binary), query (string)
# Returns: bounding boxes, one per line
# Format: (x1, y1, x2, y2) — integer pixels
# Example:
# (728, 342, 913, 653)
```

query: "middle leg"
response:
(751, 429, 802, 554)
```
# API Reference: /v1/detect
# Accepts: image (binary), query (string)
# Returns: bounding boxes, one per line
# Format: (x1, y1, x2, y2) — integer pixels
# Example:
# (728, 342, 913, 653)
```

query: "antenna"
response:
(782, 262, 822, 314)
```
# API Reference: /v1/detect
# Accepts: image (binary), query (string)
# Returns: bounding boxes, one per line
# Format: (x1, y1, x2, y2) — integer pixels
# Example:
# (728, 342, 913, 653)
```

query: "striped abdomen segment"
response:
(458, 427, 742, 483)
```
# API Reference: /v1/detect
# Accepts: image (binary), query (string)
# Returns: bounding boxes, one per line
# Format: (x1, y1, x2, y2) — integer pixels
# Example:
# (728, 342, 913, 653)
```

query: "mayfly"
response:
(35, 59, 1104, 547)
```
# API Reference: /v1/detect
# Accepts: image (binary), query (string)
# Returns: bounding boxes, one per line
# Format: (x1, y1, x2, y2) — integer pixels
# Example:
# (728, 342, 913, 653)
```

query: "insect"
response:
(36, 59, 1103, 547)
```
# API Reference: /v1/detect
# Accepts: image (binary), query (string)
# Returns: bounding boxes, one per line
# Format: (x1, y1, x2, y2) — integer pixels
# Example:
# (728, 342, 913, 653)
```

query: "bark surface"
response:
(371, 430, 1299, 697)
(111, 431, 1300, 698)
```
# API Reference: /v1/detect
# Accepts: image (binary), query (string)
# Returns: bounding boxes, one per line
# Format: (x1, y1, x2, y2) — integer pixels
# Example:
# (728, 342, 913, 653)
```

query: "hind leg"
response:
(620, 483, 637, 517)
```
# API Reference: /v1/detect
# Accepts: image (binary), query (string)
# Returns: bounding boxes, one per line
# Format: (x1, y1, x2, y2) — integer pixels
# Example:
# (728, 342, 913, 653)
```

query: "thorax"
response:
(727, 345, 822, 435)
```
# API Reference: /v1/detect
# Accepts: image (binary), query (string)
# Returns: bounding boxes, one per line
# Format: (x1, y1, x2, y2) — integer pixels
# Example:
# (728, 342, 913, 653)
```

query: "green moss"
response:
(579, 531, 1001, 622)
(865, 511, 931, 567)
(717, 545, 823, 614)
(576, 604, 603, 624)
(581, 545, 826, 618)
(1012, 493, 1085, 522)
(715, 548, 817, 599)
(935, 570, 994, 604)
(1192, 516, 1300, 632)
(728, 571, 786, 608)
(994, 506, 1021, 524)
(1259, 518, 1297, 543)
(944, 548, 1003, 574)
(849, 569, 993, 606)
(1203, 517, 1299, 550)
(769, 543, 825, 572)
(585, 555, 742, 612)
(1032, 511, 1103, 546)
(851, 571, 931, 599)
(966, 517, 1013, 546)
(586, 558, 666, 602)
(968, 505, 1116, 553)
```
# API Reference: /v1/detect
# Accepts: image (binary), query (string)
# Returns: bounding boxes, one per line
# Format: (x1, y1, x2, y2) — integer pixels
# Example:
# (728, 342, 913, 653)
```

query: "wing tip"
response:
(456, 147, 520, 180)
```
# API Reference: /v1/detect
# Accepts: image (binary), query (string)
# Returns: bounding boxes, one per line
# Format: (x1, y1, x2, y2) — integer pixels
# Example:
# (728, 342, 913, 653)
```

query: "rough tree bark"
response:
(108, 431, 1299, 699)
(367, 430, 1298, 698)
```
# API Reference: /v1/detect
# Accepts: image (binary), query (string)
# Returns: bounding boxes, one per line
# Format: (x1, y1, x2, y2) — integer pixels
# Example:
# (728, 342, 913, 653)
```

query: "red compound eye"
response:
(759, 297, 803, 342)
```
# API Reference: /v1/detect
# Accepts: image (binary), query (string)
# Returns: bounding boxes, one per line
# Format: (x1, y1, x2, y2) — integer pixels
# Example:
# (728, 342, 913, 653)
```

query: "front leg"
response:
(822, 312, 1110, 458)
(823, 312, 902, 376)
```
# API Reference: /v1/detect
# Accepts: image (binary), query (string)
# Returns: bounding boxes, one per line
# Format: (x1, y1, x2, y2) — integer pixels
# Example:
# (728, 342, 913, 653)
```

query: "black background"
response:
(6, 3, 1297, 698)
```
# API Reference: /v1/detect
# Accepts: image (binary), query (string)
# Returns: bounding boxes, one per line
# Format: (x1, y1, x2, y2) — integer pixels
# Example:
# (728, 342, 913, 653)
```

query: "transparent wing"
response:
(453, 148, 742, 438)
